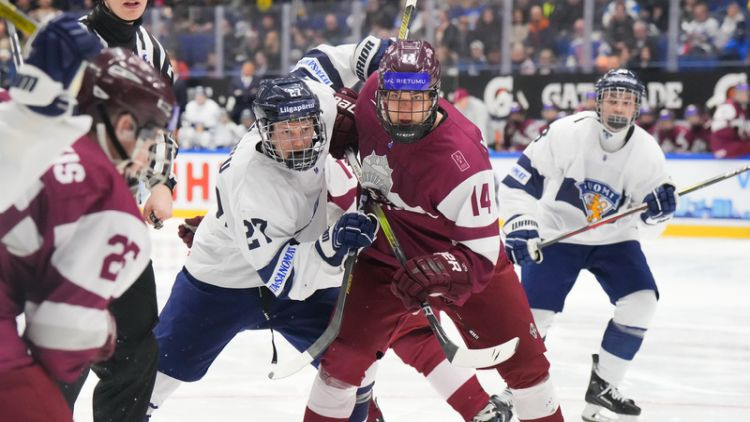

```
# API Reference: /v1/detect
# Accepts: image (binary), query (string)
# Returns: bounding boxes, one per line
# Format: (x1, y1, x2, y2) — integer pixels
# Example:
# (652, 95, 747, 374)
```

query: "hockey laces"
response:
(601, 385, 631, 404)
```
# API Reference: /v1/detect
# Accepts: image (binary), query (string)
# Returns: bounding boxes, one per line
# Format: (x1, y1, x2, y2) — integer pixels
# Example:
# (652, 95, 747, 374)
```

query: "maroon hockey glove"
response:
(329, 87, 359, 159)
(391, 252, 473, 311)
(177, 215, 204, 248)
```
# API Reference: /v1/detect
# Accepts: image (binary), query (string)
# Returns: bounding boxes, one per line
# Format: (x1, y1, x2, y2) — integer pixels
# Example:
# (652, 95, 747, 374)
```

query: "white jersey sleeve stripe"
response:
(24, 301, 112, 351)
(459, 237, 500, 265)
(52, 211, 151, 300)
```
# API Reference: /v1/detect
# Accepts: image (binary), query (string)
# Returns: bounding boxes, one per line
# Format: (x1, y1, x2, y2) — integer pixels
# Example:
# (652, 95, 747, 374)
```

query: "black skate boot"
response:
(473, 389, 514, 422)
(582, 354, 641, 422)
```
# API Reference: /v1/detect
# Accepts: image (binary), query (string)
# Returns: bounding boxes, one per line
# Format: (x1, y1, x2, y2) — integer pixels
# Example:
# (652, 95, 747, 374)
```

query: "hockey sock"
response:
(511, 376, 562, 422)
(598, 289, 657, 385)
(305, 369, 357, 422)
(349, 381, 374, 422)
(146, 371, 182, 417)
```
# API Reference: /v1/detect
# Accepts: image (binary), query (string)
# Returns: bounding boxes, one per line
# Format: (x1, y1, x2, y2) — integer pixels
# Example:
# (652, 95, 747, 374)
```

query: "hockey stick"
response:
(345, 149, 519, 368)
(269, 0, 421, 380)
(538, 164, 750, 249)
(0, 0, 37, 36)
(397, 0, 418, 40)
(268, 191, 370, 380)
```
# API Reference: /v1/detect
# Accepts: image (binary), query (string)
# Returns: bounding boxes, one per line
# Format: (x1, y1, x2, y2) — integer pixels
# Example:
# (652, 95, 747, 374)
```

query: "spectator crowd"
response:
(2, 0, 749, 157)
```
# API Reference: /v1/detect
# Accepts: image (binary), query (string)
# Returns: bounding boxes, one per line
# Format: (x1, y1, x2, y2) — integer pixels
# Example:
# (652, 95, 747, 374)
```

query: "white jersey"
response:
(498, 111, 671, 245)
(185, 78, 350, 300)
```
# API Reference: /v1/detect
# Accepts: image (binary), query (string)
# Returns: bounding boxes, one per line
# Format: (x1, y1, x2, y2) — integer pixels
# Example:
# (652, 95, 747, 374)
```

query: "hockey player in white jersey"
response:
(498, 68, 678, 421)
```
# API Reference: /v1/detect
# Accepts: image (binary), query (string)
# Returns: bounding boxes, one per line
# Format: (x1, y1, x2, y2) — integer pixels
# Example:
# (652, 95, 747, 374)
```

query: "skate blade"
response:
(582, 403, 639, 422)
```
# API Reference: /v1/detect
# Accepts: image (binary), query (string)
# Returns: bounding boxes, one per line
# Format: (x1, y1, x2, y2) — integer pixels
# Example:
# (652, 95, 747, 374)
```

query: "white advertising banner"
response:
(171, 151, 750, 238)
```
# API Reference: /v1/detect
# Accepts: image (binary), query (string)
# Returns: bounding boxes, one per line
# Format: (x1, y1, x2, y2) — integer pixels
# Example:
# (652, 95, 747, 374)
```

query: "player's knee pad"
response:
(613, 289, 657, 329)
(510, 376, 560, 421)
(307, 369, 359, 420)
(530, 308, 556, 339)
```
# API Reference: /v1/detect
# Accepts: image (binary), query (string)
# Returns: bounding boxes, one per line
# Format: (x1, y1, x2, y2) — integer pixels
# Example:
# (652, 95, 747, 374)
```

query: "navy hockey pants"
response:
(155, 268, 338, 382)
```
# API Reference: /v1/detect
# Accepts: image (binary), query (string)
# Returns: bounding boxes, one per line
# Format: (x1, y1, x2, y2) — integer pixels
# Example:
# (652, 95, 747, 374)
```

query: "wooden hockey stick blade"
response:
(0, 0, 38, 36)
(397, 0, 417, 40)
(538, 164, 750, 249)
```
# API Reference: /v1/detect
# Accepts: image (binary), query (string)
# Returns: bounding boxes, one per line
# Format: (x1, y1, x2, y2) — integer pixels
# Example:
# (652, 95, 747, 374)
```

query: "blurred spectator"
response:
(631, 20, 660, 62)
(536, 48, 558, 74)
(502, 102, 539, 151)
(637, 105, 657, 133)
(212, 110, 245, 149)
(452, 88, 491, 144)
(710, 82, 750, 157)
(632, 44, 655, 69)
(464, 40, 488, 76)
(565, 18, 611, 71)
(681, 1, 720, 58)
(180, 86, 223, 149)
(526, 5, 555, 53)
(511, 8, 529, 45)
(538, 103, 559, 132)
(436, 8, 460, 54)
(170, 57, 189, 127)
(511, 42, 536, 74)
(473, 7, 502, 54)
(550, 0, 583, 36)
(679, 104, 711, 152)
(363, 0, 399, 35)
(601, 0, 641, 27)
(653, 109, 689, 152)
(322, 13, 347, 46)
(454, 15, 474, 59)
(230, 60, 260, 123)
(715, 1, 746, 60)
(238, 108, 255, 133)
(29, 0, 61, 23)
(254, 51, 269, 77)
(606, 1, 636, 45)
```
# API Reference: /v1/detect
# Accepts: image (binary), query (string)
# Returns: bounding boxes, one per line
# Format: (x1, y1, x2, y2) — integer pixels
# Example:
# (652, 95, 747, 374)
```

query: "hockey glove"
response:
(9, 14, 103, 117)
(391, 252, 473, 311)
(316, 212, 378, 266)
(351, 35, 394, 82)
(502, 214, 543, 266)
(640, 183, 678, 225)
(329, 87, 359, 159)
(177, 215, 204, 248)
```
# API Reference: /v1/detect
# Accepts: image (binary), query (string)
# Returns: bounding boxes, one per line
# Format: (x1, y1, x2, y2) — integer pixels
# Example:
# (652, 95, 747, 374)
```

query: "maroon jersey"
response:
(355, 74, 501, 294)
(503, 119, 540, 151)
(678, 123, 711, 153)
(0, 137, 151, 383)
(654, 125, 689, 152)
(710, 100, 750, 158)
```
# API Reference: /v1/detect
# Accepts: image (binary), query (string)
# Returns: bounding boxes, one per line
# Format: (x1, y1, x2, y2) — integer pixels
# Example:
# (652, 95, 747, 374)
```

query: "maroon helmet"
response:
(77, 47, 175, 186)
(376, 40, 441, 144)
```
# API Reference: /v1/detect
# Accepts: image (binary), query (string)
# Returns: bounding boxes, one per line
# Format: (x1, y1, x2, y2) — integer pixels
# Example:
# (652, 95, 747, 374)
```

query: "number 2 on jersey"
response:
(470, 183, 492, 216)
(244, 218, 271, 250)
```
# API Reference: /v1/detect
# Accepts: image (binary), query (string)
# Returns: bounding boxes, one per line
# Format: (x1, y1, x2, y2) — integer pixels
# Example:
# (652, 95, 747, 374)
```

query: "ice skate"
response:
(582, 354, 641, 422)
(473, 389, 514, 422)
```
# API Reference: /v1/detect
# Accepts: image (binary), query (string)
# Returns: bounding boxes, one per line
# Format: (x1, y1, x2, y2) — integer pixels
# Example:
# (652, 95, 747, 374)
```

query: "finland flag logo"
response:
(576, 179, 622, 223)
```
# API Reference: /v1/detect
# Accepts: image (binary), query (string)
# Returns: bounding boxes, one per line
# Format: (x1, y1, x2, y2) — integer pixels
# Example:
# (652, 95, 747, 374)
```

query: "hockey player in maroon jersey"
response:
(304, 39, 563, 422)
(501, 102, 540, 151)
(653, 109, 689, 153)
(0, 18, 175, 421)
(680, 104, 711, 153)
(710, 82, 750, 158)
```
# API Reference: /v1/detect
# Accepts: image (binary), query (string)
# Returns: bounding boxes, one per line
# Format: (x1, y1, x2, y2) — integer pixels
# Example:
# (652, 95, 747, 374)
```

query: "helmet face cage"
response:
(376, 40, 441, 144)
(595, 69, 645, 132)
(376, 87, 439, 144)
(258, 115, 326, 171)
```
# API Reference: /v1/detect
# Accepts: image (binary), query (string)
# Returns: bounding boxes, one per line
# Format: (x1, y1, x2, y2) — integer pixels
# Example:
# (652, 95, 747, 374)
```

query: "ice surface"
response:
(73, 221, 750, 421)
